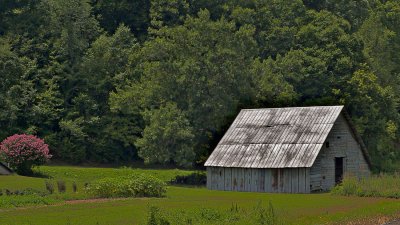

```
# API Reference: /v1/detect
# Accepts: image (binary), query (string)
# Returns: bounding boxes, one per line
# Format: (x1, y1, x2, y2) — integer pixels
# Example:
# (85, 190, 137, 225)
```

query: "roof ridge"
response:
(241, 105, 344, 111)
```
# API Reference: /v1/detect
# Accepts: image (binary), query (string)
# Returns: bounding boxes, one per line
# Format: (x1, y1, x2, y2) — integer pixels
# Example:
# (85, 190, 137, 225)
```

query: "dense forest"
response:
(0, 0, 399, 171)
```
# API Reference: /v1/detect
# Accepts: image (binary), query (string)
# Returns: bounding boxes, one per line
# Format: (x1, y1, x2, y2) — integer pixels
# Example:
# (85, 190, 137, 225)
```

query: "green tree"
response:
(341, 69, 399, 171)
(92, 0, 150, 40)
(111, 10, 262, 163)
(65, 25, 142, 163)
(149, 0, 189, 33)
(0, 38, 37, 138)
(136, 103, 195, 167)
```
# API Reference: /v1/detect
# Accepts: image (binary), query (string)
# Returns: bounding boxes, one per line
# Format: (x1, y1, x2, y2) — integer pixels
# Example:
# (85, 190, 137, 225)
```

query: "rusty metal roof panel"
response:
(204, 106, 345, 168)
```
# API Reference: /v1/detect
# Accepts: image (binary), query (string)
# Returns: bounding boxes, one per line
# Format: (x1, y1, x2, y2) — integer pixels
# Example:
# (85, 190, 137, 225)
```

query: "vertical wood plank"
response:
(245, 168, 252, 192)
(259, 169, 265, 192)
(238, 168, 245, 191)
(291, 168, 299, 193)
(265, 169, 272, 192)
(272, 169, 279, 193)
(206, 167, 211, 189)
(279, 169, 284, 192)
(284, 169, 291, 193)
(251, 169, 259, 192)
(305, 168, 310, 193)
(298, 168, 306, 193)
(217, 167, 225, 191)
(211, 167, 217, 190)
(232, 168, 238, 191)
(224, 168, 232, 191)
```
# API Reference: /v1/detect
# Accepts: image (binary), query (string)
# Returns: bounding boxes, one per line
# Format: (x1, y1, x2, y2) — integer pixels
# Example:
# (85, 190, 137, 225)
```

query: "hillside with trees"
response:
(0, 0, 399, 172)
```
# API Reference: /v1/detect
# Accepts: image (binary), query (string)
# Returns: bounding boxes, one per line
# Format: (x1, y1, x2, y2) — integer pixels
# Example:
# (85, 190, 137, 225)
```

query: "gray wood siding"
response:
(310, 113, 370, 191)
(207, 167, 310, 193)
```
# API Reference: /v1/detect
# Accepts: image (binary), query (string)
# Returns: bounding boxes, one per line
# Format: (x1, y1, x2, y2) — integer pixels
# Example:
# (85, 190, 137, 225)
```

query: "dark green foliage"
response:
(170, 172, 207, 185)
(136, 103, 195, 167)
(92, 0, 150, 40)
(0, 0, 399, 171)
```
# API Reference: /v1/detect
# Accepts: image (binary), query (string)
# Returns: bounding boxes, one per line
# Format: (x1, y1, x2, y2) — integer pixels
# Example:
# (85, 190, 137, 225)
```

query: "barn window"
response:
(337, 136, 341, 139)
(325, 142, 330, 148)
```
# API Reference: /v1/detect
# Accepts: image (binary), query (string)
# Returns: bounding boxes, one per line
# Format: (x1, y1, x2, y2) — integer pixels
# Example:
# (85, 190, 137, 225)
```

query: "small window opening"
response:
(325, 141, 330, 148)
(337, 136, 341, 139)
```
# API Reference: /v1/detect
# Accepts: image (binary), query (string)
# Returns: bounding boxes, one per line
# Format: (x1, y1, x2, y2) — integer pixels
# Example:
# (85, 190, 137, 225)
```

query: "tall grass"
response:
(0, 195, 61, 208)
(331, 173, 400, 198)
(145, 202, 280, 225)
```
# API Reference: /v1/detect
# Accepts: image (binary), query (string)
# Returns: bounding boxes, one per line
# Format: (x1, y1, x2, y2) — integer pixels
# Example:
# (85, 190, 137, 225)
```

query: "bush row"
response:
(85, 174, 166, 198)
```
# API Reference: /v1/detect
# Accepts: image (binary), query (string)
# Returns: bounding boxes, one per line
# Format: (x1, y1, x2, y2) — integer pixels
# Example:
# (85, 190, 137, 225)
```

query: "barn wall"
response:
(207, 167, 310, 193)
(310, 113, 370, 191)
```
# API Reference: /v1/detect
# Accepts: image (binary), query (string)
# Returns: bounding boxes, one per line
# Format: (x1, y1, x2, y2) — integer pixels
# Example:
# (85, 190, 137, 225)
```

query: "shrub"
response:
(57, 180, 66, 193)
(147, 206, 171, 225)
(0, 134, 51, 175)
(170, 172, 206, 185)
(72, 182, 78, 193)
(85, 174, 166, 198)
(45, 180, 55, 194)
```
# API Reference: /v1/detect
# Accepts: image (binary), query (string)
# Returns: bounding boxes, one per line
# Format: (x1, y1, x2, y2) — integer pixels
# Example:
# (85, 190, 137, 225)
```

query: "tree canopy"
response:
(0, 0, 399, 171)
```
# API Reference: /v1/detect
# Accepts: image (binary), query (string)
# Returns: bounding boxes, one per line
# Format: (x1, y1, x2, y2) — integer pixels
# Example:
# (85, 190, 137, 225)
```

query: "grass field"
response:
(0, 166, 400, 224)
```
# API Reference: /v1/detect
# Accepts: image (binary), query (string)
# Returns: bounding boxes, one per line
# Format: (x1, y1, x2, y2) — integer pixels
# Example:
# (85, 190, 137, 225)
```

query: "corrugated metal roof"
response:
(204, 106, 344, 168)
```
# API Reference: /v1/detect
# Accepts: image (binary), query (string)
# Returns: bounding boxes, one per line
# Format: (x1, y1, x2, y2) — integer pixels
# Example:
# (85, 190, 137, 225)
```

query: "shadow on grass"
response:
(169, 172, 206, 186)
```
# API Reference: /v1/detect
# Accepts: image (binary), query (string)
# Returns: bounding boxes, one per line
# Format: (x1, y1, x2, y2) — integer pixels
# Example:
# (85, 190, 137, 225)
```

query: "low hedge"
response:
(85, 174, 166, 198)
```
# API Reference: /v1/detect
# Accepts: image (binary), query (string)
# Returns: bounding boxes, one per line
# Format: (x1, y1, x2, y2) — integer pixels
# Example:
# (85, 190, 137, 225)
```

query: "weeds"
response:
(45, 180, 54, 194)
(331, 174, 400, 198)
(254, 201, 277, 225)
(57, 180, 66, 193)
(147, 206, 170, 225)
(72, 182, 77, 193)
(145, 202, 279, 224)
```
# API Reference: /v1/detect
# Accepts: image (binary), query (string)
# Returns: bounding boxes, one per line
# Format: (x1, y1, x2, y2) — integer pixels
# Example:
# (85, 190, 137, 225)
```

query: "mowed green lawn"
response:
(0, 166, 400, 225)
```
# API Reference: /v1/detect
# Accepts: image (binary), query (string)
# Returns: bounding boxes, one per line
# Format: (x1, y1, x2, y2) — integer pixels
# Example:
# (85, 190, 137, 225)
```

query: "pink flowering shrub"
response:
(0, 134, 52, 175)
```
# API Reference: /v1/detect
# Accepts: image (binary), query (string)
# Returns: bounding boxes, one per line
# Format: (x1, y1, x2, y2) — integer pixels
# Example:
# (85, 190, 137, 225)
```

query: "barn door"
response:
(335, 157, 344, 185)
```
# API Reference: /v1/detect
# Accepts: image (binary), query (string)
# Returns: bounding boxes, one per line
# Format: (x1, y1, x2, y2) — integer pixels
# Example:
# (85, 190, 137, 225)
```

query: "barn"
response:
(0, 162, 12, 175)
(204, 106, 371, 193)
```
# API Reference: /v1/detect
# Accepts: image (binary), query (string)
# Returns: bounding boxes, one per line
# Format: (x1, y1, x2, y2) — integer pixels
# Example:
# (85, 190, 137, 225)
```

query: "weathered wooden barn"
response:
(0, 162, 12, 175)
(204, 106, 371, 193)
